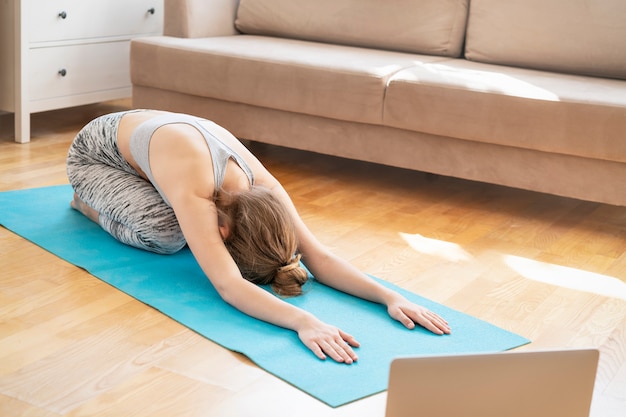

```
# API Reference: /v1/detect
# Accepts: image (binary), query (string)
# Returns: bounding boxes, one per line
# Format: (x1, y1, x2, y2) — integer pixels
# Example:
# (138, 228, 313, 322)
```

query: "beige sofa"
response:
(131, 0, 626, 206)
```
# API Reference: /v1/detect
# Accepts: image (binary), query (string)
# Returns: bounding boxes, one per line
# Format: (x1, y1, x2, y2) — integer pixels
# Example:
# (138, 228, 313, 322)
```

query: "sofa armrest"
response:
(164, 0, 240, 38)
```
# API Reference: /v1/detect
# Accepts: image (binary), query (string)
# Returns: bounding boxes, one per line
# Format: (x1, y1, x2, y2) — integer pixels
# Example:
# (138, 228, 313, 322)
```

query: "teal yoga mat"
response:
(0, 185, 530, 407)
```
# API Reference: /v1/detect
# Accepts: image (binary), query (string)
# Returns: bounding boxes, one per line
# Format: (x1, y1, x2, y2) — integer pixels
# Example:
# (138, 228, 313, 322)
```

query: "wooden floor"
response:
(1, 101, 625, 417)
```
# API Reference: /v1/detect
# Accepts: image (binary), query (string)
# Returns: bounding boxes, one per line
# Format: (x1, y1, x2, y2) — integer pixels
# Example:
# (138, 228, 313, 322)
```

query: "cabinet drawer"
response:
(29, 41, 130, 101)
(28, 0, 162, 43)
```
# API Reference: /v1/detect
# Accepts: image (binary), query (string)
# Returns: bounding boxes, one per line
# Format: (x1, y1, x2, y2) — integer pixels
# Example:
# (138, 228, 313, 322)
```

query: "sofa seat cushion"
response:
(131, 35, 446, 125)
(235, 0, 469, 57)
(383, 59, 626, 163)
(465, 0, 626, 80)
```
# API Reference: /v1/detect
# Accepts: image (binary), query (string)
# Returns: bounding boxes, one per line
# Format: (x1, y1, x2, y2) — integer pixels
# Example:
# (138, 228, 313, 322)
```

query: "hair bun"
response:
(278, 253, 302, 273)
(274, 254, 307, 296)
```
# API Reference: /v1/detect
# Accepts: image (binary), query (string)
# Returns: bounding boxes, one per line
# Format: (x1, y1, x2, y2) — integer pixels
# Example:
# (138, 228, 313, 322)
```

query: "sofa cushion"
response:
(235, 0, 469, 57)
(131, 35, 446, 125)
(383, 59, 626, 163)
(465, 0, 626, 80)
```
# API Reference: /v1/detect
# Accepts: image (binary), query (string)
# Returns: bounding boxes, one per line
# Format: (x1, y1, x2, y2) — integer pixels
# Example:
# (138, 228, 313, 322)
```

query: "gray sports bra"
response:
(129, 113, 255, 207)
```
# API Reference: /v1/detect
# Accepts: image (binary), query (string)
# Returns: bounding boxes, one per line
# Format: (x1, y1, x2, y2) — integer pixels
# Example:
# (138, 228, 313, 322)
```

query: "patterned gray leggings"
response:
(66, 111, 186, 254)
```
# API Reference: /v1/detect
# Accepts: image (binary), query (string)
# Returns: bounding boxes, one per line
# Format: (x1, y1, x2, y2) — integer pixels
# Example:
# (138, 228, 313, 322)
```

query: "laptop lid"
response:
(385, 348, 599, 417)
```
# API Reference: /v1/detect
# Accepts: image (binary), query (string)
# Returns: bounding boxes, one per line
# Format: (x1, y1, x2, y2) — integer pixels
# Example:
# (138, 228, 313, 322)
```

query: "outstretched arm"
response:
(173, 193, 361, 363)
(167, 121, 449, 353)
(217, 130, 451, 335)
(266, 183, 451, 336)
(144, 124, 361, 363)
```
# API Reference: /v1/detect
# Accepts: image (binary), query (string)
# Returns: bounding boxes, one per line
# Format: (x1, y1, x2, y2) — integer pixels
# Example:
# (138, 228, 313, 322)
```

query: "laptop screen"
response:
(386, 349, 599, 417)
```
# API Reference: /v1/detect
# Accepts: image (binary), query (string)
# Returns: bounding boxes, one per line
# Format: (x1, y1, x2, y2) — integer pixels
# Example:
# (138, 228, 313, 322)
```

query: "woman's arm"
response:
(173, 192, 360, 363)
(148, 127, 360, 363)
(217, 130, 451, 335)
(266, 183, 451, 336)
(162, 122, 448, 346)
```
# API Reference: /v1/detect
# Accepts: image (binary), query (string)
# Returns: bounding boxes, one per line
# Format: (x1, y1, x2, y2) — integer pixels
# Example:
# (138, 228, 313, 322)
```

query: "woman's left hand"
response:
(387, 296, 451, 335)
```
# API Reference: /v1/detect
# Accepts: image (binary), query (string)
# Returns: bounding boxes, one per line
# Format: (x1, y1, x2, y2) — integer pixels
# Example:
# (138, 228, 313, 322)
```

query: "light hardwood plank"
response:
(0, 393, 60, 417)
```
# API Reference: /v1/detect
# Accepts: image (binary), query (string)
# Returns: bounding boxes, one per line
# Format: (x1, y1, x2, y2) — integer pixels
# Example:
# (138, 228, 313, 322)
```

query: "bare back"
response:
(115, 111, 279, 202)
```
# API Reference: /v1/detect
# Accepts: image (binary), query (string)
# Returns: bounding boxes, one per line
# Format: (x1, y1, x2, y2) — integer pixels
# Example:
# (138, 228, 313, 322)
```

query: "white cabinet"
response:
(0, 0, 163, 143)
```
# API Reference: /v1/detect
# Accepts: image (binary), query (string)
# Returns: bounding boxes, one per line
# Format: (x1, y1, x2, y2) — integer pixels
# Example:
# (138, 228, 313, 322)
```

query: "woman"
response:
(67, 110, 450, 364)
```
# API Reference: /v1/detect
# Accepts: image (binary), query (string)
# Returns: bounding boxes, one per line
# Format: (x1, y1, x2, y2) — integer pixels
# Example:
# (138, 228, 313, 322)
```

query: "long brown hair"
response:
(216, 186, 308, 296)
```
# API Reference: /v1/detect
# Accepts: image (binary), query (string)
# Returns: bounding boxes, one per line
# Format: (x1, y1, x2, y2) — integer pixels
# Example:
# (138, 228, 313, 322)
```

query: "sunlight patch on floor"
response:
(504, 255, 626, 301)
(399, 233, 473, 262)
(399, 234, 625, 301)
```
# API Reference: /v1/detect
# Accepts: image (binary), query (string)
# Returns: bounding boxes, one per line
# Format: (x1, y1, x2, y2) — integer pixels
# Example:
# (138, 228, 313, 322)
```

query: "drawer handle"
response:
(58, 69, 67, 77)
(147, 7, 155, 15)
(58, 11, 67, 19)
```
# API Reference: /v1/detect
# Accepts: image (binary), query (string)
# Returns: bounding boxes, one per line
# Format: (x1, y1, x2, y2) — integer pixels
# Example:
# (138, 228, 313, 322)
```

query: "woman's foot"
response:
(70, 193, 100, 223)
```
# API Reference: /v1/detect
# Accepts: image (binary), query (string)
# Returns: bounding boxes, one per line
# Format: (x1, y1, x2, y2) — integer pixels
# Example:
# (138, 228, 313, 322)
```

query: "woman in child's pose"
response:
(67, 110, 450, 364)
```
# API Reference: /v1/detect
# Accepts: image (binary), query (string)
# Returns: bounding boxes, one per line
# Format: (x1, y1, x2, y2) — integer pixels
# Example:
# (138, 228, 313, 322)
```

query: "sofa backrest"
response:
(235, 0, 469, 57)
(465, 0, 626, 80)
(164, 0, 240, 38)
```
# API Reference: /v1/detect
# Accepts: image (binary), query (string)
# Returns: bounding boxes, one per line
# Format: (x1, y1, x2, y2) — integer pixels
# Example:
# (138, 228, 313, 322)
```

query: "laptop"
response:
(385, 348, 599, 417)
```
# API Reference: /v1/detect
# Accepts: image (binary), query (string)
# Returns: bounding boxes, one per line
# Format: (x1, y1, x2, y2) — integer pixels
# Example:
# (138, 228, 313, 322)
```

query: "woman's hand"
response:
(387, 295, 451, 335)
(296, 316, 360, 364)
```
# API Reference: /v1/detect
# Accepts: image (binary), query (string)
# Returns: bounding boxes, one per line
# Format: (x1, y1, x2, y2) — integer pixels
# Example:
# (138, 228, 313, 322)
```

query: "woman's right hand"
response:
(296, 316, 360, 364)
